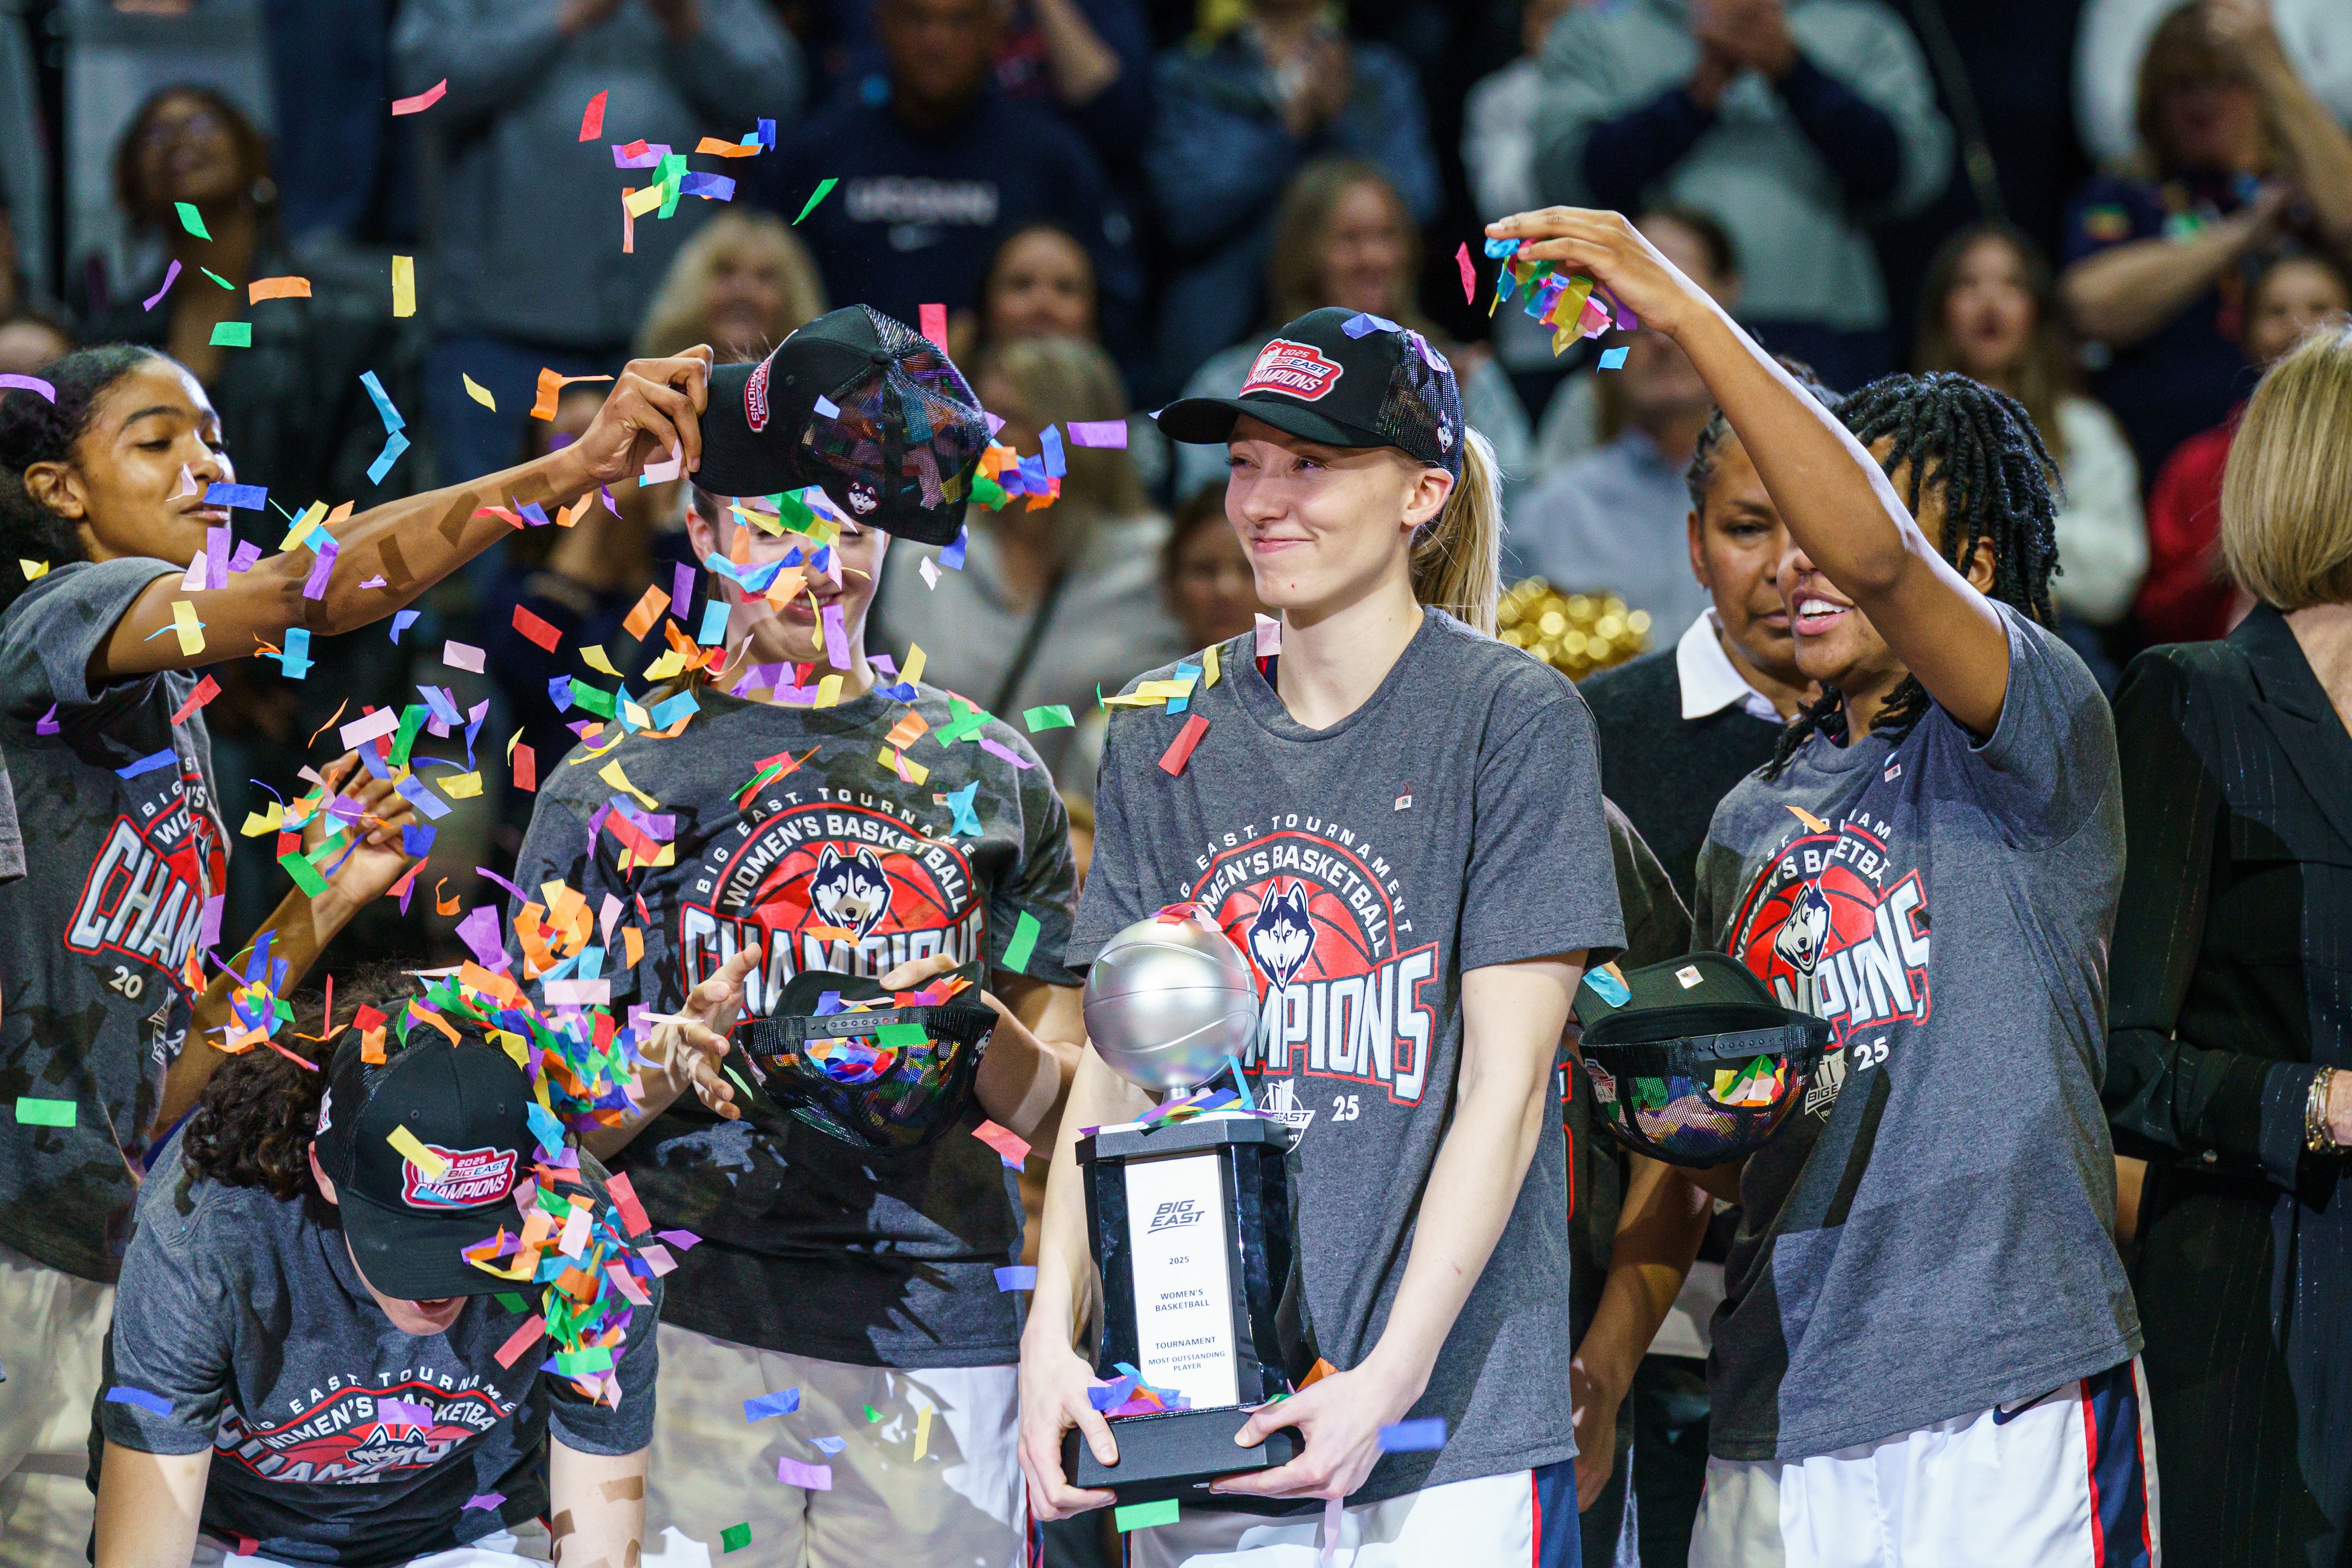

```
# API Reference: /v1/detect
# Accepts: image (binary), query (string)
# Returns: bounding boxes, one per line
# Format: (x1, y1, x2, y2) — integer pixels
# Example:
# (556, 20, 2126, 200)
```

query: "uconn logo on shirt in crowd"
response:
(400, 1146, 517, 1209)
(1241, 339, 1344, 402)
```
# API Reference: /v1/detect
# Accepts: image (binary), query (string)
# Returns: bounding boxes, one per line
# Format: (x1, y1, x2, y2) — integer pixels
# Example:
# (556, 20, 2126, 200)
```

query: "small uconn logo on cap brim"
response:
(402, 1145, 518, 1209)
(1242, 339, 1344, 402)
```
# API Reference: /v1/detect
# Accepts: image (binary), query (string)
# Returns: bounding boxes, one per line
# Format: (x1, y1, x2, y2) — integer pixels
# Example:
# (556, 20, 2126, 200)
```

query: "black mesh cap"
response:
(696, 305, 991, 545)
(1155, 306, 1467, 478)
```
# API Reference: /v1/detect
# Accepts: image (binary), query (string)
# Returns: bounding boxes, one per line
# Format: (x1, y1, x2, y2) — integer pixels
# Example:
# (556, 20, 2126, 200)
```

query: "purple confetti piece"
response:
(0, 373, 55, 403)
(142, 259, 182, 311)
(655, 1228, 701, 1250)
(939, 528, 967, 571)
(977, 737, 1032, 769)
(454, 906, 509, 970)
(302, 538, 338, 601)
(1342, 312, 1401, 338)
(778, 1456, 834, 1490)
(35, 704, 59, 735)
(376, 1397, 436, 1428)
(813, 394, 840, 419)
(611, 142, 671, 169)
(821, 602, 849, 670)
(473, 865, 532, 905)
(672, 562, 696, 620)
(464, 1493, 505, 1511)
(994, 1265, 1037, 1291)
(228, 540, 261, 573)
(205, 526, 229, 591)
(199, 893, 225, 948)
(359, 575, 388, 589)
(1065, 419, 1127, 449)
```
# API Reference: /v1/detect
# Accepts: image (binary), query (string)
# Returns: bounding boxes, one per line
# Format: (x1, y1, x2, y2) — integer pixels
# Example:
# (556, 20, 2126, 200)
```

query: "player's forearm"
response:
(1028, 1046, 1147, 1349)
(94, 1443, 209, 1568)
(1577, 1161, 1711, 1402)
(548, 1441, 647, 1567)
(976, 978, 1082, 1145)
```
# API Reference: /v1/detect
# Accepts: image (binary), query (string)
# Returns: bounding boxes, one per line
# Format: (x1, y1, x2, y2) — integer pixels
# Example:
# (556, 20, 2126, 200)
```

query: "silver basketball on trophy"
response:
(1082, 915, 1261, 1090)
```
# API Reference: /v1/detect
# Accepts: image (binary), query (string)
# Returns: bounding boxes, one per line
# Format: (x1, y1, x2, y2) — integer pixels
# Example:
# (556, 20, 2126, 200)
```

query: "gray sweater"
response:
(392, 0, 802, 349)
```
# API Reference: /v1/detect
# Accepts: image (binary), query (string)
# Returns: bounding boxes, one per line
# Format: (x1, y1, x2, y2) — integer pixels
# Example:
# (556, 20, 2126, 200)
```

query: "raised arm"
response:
(93, 351, 709, 684)
(2217, 0, 2352, 250)
(1489, 207, 2012, 733)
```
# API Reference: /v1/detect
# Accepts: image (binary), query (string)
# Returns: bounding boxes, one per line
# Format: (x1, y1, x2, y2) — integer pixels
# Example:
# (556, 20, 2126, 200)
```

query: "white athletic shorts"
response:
(638, 1322, 1024, 1567)
(1690, 1358, 2159, 1568)
(1126, 1458, 1580, 1568)
(0, 1237, 115, 1568)
(192, 1521, 552, 1566)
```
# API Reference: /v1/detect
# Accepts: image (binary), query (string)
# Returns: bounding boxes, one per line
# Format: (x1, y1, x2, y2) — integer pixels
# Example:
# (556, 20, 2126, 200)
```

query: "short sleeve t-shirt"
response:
(0, 560, 228, 1281)
(1690, 603, 2141, 1462)
(97, 1139, 657, 1566)
(508, 680, 1080, 1368)
(1070, 609, 1626, 1504)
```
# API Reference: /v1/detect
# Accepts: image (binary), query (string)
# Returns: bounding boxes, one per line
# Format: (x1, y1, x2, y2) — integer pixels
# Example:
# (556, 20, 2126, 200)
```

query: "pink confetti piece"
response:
(391, 79, 447, 116)
(778, 1457, 834, 1490)
(142, 260, 181, 312)
(977, 737, 1032, 769)
(918, 302, 947, 350)
(1255, 613, 1281, 657)
(441, 639, 485, 673)
(578, 90, 606, 142)
(0, 373, 55, 402)
(972, 1119, 1029, 1166)
(1456, 241, 1477, 304)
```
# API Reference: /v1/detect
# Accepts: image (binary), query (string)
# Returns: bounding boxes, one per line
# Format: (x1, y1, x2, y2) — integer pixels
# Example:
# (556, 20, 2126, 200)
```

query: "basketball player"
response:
(1017, 306, 1626, 1566)
(1479, 209, 2151, 1566)
(505, 474, 1086, 1567)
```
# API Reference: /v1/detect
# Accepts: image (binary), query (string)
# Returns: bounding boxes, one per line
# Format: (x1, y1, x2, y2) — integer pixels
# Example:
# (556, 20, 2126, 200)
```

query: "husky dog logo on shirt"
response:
(810, 844, 893, 942)
(1772, 882, 1835, 1016)
(1247, 882, 1316, 989)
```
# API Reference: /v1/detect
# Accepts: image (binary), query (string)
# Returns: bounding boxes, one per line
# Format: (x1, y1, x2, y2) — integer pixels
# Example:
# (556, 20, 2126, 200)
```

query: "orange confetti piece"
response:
(623, 927, 643, 967)
(531, 367, 614, 422)
(694, 137, 762, 157)
(305, 699, 350, 750)
(621, 585, 671, 640)
(1786, 805, 1830, 834)
(247, 276, 312, 302)
(434, 878, 460, 916)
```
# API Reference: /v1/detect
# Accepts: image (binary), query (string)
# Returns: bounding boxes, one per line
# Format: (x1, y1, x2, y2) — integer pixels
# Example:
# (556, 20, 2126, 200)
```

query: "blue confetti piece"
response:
(1377, 1418, 1447, 1452)
(1598, 346, 1629, 370)
(1169, 661, 1200, 716)
(1586, 968, 1631, 1006)
(1086, 1376, 1136, 1412)
(679, 171, 735, 202)
(274, 626, 312, 679)
(1483, 237, 1521, 259)
(941, 781, 983, 838)
(360, 369, 405, 432)
(390, 609, 421, 643)
(939, 528, 967, 571)
(116, 748, 177, 780)
(525, 1100, 567, 1156)
(696, 598, 729, 646)
(367, 429, 410, 485)
(743, 1388, 802, 1422)
(106, 1386, 173, 1417)
(547, 675, 575, 713)
(401, 823, 435, 857)
(995, 1266, 1038, 1292)
(1040, 424, 1066, 480)
(203, 481, 267, 511)
(647, 689, 699, 728)
(757, 118, 776, 149)
(1342, 312, 1401, 338)
(518, 501, 550, 527)
(811, 1435, 845, 1454)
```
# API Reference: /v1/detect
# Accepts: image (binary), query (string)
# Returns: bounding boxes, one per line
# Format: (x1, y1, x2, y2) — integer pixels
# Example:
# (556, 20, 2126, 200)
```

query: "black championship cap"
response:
(694, 304, 991, 546)
(1155, 305, 1467, 479)
(313, 1030, 535, 1300)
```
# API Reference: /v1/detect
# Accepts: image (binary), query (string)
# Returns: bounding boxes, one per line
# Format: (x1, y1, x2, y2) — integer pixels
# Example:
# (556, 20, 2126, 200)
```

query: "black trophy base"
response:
(1063, 1408, 1304, 1509)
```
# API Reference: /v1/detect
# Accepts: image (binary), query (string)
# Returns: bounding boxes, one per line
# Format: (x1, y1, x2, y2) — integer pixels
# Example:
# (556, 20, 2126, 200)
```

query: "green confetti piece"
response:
(792, 177, 838, 224)
(1116, 1499, 1179, 1532)
(389, 703, 430, 767)
(496, 1293, 529, 1312)
(200, 267, 234, 290)
(277, 850, 330, 897)
(175, 201, 210, 239)
(1001, 909, 1041, 975)
(724, 1064, 756, 1100)
(1023, 704, 1075, 732)
(971, 473, 1007, 510)
(568, 679, 617, 718)
(873, 1023, 928, 1049)
(14, 1096, 75, 1127)
(720, 1523, 751, 1553)
(210, 322, 252, 348)
(864, 1404, 881, 1422)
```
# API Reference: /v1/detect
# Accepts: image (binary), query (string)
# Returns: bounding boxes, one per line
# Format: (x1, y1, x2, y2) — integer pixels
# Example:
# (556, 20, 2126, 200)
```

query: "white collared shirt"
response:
(1676, 609, 1784, 724)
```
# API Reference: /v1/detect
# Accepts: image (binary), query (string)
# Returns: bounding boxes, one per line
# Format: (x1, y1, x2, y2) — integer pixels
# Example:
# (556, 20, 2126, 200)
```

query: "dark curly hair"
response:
(180, 963, 420, 1203)
(1765, 370, 2061, 776)
(0, 344, 163, 613)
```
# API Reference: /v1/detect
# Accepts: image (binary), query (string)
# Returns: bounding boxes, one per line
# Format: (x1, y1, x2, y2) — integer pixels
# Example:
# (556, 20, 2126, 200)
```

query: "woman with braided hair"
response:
(1489, 208, 2147, 1566)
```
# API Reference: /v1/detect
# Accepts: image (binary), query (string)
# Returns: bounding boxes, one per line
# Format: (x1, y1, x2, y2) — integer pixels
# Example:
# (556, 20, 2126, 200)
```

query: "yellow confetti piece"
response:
(620, 699, 650, 728)
(391, 254, 415, 317)
(913, 1402, 934, 1461)
(900, 644, 927, 687)
(506, 726, 525, 760)
(388, 1124, 448, 1177)
(624, 184, 667, 218)
(239, 802, 285, 836)
(1203, 643, 1221, 687)
(170, 599, 205, 656)
(17, 558, 46, 580)
(1135, 677, 1197, 701)
(462, 373, 496, 411)
(599, 760, 660, 810)
(878, 746, 930, 785)
(814, 674, 843, 708)
(279, 500, 328, 551)
(580, 645, 622, 677)
(439, 771, 484, 799)
(642, 649, 688, 682)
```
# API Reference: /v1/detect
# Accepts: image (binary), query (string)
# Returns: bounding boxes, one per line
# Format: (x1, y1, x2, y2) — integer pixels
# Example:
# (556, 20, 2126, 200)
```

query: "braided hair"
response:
(1765, 370, 2061, 776)
(0, 345, 162, 614)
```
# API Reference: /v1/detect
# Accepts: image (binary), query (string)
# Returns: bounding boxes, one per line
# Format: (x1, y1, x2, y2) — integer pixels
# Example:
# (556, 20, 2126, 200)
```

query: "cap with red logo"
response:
(693, 304, 992, 546)
(1155, 306, 1466, 479)
(312, 1030, 534, 1301)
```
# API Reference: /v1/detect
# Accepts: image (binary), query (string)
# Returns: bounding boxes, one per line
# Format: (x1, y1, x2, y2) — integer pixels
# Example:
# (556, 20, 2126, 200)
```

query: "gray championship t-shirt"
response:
(1071, 609, 1626, 1504)
(0, 559, 226, 1281)
(1690, 603, 2141, 1462)
(509, 680, 1081, 1368)
(97, 1139, 658, 1566)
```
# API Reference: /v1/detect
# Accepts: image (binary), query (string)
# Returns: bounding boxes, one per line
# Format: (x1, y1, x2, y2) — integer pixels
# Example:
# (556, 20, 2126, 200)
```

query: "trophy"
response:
(1061, 912, 1316, 1506)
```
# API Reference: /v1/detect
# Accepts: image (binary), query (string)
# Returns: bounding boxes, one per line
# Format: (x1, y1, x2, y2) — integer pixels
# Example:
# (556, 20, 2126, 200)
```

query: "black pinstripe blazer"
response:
(2104, 604, 2352, 1568)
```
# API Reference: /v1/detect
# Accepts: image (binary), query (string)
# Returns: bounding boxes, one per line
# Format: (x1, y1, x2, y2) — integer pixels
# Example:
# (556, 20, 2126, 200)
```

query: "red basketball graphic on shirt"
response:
(1723, 824, 1931, 1055)
(1217, 877, 1378, 991)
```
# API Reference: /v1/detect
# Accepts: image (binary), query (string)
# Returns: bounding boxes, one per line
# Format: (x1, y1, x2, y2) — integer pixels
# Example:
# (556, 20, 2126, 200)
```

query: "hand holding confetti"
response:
(1482, 207, 1712, 341)
(644, 942, 762, 1120)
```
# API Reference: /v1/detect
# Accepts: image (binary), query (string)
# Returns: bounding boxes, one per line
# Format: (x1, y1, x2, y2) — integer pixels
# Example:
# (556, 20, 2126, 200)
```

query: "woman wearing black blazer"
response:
(2106, 323, 2352, 1568)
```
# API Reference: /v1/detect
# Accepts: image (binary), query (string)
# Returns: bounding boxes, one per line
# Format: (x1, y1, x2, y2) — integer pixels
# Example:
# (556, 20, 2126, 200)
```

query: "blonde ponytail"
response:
(1409, 426, 1503, 635)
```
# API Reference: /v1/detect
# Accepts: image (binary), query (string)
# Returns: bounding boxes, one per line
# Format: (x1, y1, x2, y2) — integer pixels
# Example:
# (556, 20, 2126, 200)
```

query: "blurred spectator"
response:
(481, 385, 695, 849)
(950, 221, 1171, 494)
(2059, 0, 2352, 482)
(83, 86, 425, 511)
(633, 209, 827, 362)
(2076, 0, 2352, 169)
(1463, 0, 1579, 401)
(0, 22, 51, 304)
(1505, 209, 1733, 639)
(871, 335, 1185, 787)
(1060, 484, 1266, 803)
(1916, 223, 2146, 672)
(762, 0, 1140, 368)
(262, 0, 401, 246)
(1533, 0, 1954, 392)
(1144, 0, 1442, 396)
(1168, 159, 1529, 503)
(393, 0, 803, 487)
(0, 309, 69, 376)
(2137, 246, 2351, 643)
(1526, 204, 1741, 489)
(810, 0, 1152, 175)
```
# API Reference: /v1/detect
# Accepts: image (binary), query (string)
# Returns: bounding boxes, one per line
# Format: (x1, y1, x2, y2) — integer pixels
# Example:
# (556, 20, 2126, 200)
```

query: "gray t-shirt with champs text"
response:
(1071, 608, 1626, 1505)
(1691, 602, 2141, 1461)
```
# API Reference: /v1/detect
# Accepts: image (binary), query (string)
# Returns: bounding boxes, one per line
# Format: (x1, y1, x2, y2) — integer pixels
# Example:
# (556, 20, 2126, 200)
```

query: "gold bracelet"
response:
(2307, 1067, 2341, 1155)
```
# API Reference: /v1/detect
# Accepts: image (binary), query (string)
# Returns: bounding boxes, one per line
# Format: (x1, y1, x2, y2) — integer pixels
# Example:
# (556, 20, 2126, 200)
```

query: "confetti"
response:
(720, 1523, 752, 1553)
(387, 1124, 447, 1177)
(368, 430, 410, 484)
(462, 374, 496, 410)
(0, 374, 55, 403)
(248, 275, 311, 302)
(1116, 1499, 1179, 1532)
(204, 482, 267, 511)
(1377, 1417, 1447, 1452)
(142, 260, 181, 311)
(392, 254, 415, 317)
(743, 1389, 802, 1422)
(1065, 419, 1127, 448)
(918, 303, 947, 350)
(104, 1386, 171, 1416)
(578, 90, 607, 141)
(210, 322, 252, 349)
(464, 1493, 505, 1512)
(913, 1403, 934, 1461)
(170, 675, 220, 724)
(391, 79, 447, 116)
(973, 1120, 1029, 1167)
(1158, 712, 1209, 776)
(35, 704, 58, 734)
(1457, 241, 1478, 302)
(792, 178, 838, 224)
(994, 1265, 1037, 1291)
(170, 599, 205, 655)
(175, 202, 210, 240)
(1255, 613, 1281, 656)
(1598, 346, 1629, 370)
(512, 605, 562, 651)
(442, 640, 486, 673)
(1001, 910, 1041, 975)
(811, 1436, 845, 1454)
(15, 1096, 75, 1127)
(777, 1457, 833, 1490)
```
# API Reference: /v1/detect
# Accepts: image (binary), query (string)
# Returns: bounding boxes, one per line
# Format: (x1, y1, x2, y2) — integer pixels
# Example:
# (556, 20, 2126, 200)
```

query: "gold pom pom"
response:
(1496, 579, 1652, 681)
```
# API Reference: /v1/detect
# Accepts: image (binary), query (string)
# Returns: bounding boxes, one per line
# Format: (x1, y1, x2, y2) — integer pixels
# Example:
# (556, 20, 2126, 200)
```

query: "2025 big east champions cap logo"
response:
(313, 1029, 534, 1300)
(694, 304, 992, 546)
(1157, 305, 1466, 479)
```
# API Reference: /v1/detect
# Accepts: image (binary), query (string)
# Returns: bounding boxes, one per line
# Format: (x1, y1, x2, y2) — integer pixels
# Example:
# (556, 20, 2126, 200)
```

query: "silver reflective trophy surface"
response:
(1066, 912, 1312, 1507)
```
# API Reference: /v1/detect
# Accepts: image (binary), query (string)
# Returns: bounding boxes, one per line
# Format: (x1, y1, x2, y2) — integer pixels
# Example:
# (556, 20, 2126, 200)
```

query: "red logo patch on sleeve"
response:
(1241, 339, 1345, 402)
